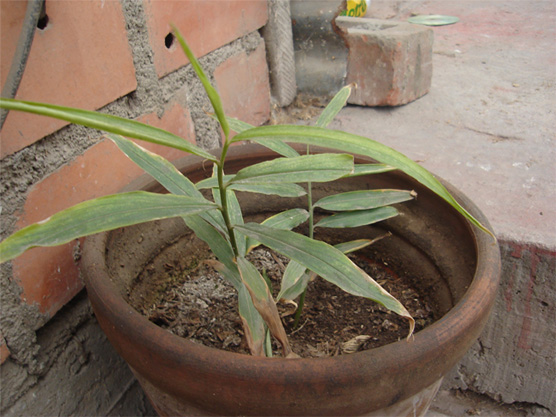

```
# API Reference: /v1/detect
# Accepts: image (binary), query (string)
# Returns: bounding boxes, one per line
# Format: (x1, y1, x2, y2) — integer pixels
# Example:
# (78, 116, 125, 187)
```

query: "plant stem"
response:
(307, 181, 314, 239)
(293, 288, 306, 328)
(293, 145, 314, 328)
(217, 140, 240, 257)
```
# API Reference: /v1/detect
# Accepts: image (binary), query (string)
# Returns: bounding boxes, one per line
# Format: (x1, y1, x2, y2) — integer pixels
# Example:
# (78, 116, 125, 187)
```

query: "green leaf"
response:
(246, 208, 310, 253)
(0, 98, 217, 162)
(315, 84, 354, 128)
(172, 25, 230, 141)
(238, 284, 267, 356)
(277, 261, 313, 301)
(278, 237, 387, 301)
(107, 135, 228, 235)
(249, 138, 301, 158)
(0, 192, 217, 263)
(315, 207, 399, 228)
(225, 116, 255, 134)
(207, 257, 267, 357)
(232, 125, 493, 237)
(229, 183, 307, 198)
(108, 134, 201, 197)
(224, 116, 300, 158)
(195, 175, 234, 190)
(230, 154, 354, 184)
(314, 190, 415, 211)
(182, 216, 239, 287)
(334, 237, 386, 254)
(236, 257, 293, 356)
(351, 164, 396, 176)
(260, 208, 310, 230)
(197, 175, 306, 197)
(235, 223, 414, 334)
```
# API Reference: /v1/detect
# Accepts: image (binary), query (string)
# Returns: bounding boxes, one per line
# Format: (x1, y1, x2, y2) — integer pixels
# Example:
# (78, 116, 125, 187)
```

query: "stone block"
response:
(336, 16, 433, 106)
(144, 0, 268, 78)
(0, 0, 137, 157)
(12, 100, 195, 318)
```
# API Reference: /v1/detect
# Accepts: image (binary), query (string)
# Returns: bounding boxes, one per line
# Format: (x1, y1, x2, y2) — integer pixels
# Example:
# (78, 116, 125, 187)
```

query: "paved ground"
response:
(331, 0, 555, 249)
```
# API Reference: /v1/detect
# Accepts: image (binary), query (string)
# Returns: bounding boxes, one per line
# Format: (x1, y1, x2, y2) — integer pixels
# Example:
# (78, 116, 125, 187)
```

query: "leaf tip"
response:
(406, 317, 416, 341)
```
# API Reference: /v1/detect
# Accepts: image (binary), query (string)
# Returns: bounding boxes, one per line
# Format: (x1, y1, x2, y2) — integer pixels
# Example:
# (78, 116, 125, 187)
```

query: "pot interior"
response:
(103, 147, 477, 350)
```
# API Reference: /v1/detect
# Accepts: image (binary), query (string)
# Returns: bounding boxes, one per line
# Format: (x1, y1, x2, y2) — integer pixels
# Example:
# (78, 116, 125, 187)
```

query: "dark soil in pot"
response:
(125, 237, 438, 358)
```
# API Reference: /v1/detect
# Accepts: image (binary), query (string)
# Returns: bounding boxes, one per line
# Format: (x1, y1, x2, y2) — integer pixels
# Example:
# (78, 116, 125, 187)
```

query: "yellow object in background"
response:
(340, 0, 369, 17)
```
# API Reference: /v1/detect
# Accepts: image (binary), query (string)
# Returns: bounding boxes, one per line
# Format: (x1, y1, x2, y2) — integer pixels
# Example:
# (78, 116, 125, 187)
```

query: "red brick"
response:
(144, 0, 268, 78)
(0, 0, 137, 157)
(0, 331, 10, 365)
(12, 101, 195, 317)
(214, 39, 270, 140)
(336, 17, 433, 106)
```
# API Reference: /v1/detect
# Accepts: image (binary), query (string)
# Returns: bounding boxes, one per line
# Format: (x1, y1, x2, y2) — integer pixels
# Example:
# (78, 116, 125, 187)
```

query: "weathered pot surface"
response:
(81, 144, 501, 416)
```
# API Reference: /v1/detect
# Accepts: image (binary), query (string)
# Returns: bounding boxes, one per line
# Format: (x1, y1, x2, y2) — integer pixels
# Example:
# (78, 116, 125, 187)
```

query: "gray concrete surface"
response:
(333, 0, 555, 249)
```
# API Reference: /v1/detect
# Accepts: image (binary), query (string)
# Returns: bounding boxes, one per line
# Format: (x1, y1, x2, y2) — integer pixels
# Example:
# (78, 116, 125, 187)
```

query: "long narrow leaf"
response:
(207, 258, 267, 356)
(232, 125, 493, 237)
(314, 190, 415, 211)
(238, 284, 267, 356)
(108, 134, 228, 235)
(172, 25, 230, 141)
(277, 261, 313, 301)
(0, 192, 217, 263)
(315, 207, 399, 228)
(278, 237, 387, 301)
(224, 116, 300, 158)
(315, 84, 353, 128)
(235, 223, 414, 335)
(237, 257, 293, 356)
(249, 138, 301, 158)
(183, 216, 239, 287)
(184, 217, 268, 356)
(246, 208, 310, 253)
(351, 164, 396, 176)
(225, 116, 255, 134)
(108, 134, 201, 197)
(0, 98, 217, 162)
(195, 175, 234, 190)
(334, 236, 390, 254)
(230, 154, 354, 184)
(229, 183, 307, 198)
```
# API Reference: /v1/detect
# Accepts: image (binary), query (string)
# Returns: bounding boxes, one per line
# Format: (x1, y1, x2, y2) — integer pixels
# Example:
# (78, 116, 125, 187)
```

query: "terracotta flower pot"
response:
(81, 144, 500, 416)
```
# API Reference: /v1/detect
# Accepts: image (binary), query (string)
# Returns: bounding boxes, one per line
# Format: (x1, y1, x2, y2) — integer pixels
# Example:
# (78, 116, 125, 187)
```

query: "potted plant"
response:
(0, 27, 500, 416)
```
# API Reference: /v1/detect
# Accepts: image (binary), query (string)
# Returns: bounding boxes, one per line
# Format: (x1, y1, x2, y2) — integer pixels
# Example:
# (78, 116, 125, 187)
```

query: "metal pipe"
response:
(0, 0, 45, 130)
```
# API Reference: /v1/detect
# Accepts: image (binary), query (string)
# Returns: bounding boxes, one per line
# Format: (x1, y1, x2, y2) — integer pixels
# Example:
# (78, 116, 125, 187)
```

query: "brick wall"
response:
(0, 1, 269, 414)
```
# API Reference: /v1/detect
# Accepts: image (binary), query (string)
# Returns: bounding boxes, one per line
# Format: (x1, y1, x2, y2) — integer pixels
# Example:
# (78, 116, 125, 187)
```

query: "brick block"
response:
(214, 39, 270, 137)
(12, 101, 195, 318)
(336, 17, 433, 106)
(0, 0, 137, 157)
(144, 0, 268, 78)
